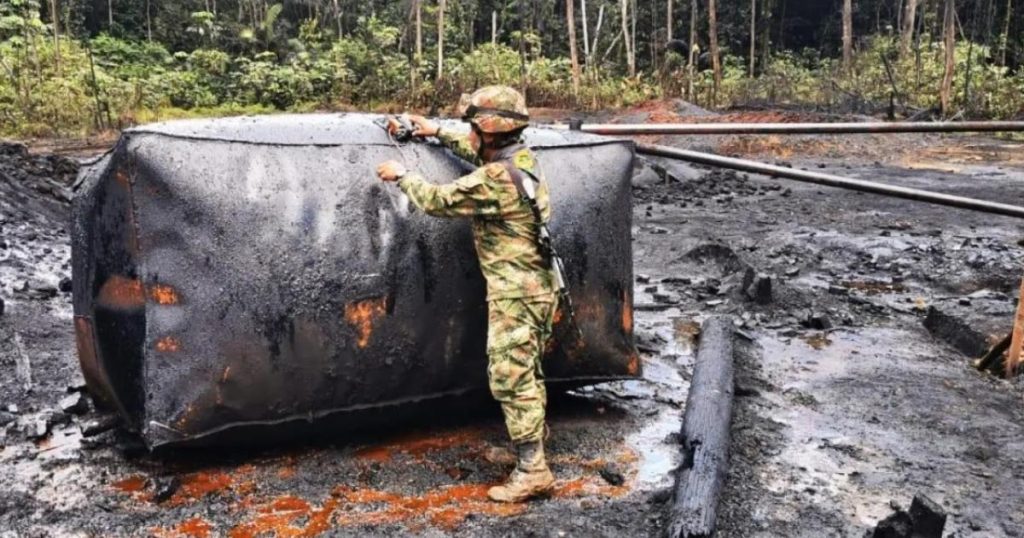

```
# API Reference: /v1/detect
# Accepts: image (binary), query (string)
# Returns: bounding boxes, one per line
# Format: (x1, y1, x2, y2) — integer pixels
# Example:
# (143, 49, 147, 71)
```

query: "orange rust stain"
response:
(149, 284, 181, 305)
(277, 465, 297, 479)
(551, 477, 629, 499)
(327, 483, 527, 531)
(552, 306, 564, 325)
(622, 303, 633, 334)
(626, 352, 640, 375)
(152, 517, 214, 538)
(229, 497, 339, 538)
(112, 475, 148, 493)
(343, 297, 387, 348)
(166, 471, 235, 507)
(261, 495, 310, 513)
(354, 427, 486, 463)
(155, 336, 181, 352)
(114, 169, 131, 189)
(575, 299, 606, 322)
(97, 275, 145, 309)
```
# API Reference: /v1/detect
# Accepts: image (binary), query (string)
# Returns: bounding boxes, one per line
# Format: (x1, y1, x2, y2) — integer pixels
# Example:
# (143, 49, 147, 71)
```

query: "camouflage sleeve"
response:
(436, 128, 480, 165)
(397, 168, 500, 219)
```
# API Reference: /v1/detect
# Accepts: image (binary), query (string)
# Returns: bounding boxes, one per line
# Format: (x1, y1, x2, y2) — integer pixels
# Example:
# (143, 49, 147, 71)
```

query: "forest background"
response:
(1, 0, 1023, 138)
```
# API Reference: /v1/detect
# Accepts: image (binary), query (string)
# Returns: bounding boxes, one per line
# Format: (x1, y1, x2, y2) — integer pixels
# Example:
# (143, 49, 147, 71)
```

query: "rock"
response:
(747, 273, 772, 304)
(6, 404, 18, 414)
(801, 312, 832, 331)
(648, 488, 672, 504)
(0, 296, 4, 317)
(153, 477, 181, 503)
(59, 392, 89, 415)
(873, 510, 913, 538)
(872, 495, 946, 538)
(636, 274, 651, 284)
(739, 267, 756, 293)
(653, 292, 680, 304)
(28, 418, 49, 439)
(908, 495, 946, 537)
(598, 465, 625, 486)
(80, 414, 119, 437)
(17, 280, 58, 300)
(58, 277, 72, 293)
(0, 411, 15, 427)
(784, 267, 800, 277)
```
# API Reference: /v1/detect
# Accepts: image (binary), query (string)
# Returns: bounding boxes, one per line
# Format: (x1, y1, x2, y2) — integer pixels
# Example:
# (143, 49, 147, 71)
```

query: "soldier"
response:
(375, 86, 557, 503)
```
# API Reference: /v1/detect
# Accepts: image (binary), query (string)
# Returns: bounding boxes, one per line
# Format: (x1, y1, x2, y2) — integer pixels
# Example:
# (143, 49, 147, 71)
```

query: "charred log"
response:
(667, 315, 735, 538)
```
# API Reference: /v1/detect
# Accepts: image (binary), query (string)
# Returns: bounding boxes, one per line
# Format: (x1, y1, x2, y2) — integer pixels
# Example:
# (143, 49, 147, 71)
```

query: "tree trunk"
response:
(582, 0, 590, 63)
(998, 0, 1012, 66)
(146, 0, 152, 41)
(688, 0, 697, 99)
(50, 0, 61, 76)
(437, 0, 445, 81)
(749, 0, 756, 77)
(708, 0, 721, 104)
(410, 0, 421, 91)
(626, 0, 634, 74)
(492, 9, 497, 44)
(842, 0, 853, 73)
(760, 0, 771, 69)
(667, 0, 673, 41)
(901, 0, 918, 56)
(108, 0, 113, 28)
(940, 0, 956, 115)
(333, 0, 342, 35)
(591, 4, 605, 62)
(621, 0, 635, 76)
(416, 0, 422, 58)
(567, 0, 581, 95)
(519, 0, 527, 91)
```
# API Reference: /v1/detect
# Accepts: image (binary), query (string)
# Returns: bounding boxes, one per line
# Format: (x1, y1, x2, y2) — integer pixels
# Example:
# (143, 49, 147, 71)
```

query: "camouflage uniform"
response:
(398, 129, 557, 444)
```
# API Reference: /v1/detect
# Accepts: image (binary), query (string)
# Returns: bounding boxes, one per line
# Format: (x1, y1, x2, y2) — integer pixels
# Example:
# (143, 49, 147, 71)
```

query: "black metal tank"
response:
(71, 114, 638, 448)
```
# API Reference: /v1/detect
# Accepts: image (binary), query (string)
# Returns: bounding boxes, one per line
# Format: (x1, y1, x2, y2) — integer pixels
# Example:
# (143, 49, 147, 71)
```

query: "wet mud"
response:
(3, 118, 1024, 536)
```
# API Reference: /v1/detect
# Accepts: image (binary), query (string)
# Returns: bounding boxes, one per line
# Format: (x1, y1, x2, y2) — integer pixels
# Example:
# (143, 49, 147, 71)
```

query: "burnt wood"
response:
(667, 315, 736, 538)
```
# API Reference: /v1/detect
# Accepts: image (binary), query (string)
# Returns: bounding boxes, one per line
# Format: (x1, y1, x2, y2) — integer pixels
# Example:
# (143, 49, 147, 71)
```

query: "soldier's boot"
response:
(487, 440, 555, 503)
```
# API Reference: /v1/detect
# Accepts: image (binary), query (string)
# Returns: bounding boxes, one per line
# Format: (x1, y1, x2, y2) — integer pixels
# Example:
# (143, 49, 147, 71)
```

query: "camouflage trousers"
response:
(486, 294, 557, 444)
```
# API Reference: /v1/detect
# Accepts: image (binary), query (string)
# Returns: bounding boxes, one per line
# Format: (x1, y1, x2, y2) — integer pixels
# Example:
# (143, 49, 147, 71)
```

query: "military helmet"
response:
(458, 85, 530, 134)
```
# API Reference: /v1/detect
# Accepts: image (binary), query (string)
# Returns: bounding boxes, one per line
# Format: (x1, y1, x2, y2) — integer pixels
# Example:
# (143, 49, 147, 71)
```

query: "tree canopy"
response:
(1, 0, 1022, 137)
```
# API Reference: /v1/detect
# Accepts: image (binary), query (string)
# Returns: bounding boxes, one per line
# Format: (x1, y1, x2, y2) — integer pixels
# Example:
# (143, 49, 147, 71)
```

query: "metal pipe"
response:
(636, 143, 1024, 220)
(553, 121, 1024, 135)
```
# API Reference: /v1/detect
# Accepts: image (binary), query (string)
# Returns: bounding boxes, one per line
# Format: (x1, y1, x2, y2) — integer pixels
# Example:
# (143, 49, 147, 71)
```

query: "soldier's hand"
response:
(407, 114, 440, 137)
(386, 117, 403, 135)
(376, 160, 407, 182)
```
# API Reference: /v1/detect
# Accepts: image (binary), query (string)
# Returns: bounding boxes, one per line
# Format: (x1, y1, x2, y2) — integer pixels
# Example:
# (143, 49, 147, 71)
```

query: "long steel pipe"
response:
(636, 143, 1024, 220)
(552, 121, 1024, 135)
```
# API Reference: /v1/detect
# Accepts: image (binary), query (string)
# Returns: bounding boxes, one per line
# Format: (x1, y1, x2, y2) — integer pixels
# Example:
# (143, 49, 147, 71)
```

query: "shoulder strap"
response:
(501, 161, 543, 218)
(500, 157, 583, 342)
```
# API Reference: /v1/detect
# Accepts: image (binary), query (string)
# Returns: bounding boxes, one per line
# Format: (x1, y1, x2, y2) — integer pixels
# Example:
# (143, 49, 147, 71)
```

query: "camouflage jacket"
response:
(397, 129, 556, 302)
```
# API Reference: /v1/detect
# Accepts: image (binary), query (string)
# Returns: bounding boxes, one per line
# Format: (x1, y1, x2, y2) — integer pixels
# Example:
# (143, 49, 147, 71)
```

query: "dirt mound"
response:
(0, 142, 78, 223)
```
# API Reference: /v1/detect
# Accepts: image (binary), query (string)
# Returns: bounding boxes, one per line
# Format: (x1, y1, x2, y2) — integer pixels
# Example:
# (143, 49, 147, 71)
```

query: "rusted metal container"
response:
(71, 114, 638, 448)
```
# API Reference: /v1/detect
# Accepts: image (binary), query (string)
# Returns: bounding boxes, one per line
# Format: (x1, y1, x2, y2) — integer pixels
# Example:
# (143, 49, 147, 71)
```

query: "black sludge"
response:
(71, 114, 638, 448)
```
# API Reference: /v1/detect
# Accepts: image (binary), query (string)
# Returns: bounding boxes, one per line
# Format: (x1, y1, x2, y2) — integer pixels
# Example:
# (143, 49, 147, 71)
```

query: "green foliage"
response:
(1, 0, 1023, 138)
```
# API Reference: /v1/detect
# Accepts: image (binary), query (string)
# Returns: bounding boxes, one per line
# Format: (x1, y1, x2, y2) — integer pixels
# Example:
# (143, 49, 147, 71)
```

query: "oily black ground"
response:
(2, 116, 1024, 537)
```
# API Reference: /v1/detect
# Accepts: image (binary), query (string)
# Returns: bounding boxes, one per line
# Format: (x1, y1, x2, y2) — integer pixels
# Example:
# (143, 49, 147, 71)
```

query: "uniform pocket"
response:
(487, 323, 533, 355)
